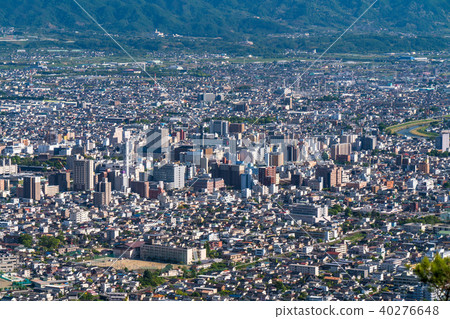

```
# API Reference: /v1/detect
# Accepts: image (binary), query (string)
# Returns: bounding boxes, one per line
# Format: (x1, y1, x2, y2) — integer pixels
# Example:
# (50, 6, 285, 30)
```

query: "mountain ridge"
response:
(0, 0, 448, 37)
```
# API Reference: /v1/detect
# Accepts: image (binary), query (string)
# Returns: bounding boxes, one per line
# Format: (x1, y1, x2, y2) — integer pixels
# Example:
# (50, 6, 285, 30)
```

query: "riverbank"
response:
(385, 119, 439, 135)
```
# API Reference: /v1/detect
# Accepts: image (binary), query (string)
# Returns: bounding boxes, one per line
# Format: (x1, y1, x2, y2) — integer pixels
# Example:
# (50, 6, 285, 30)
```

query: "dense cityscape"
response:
(0, 43, 449, 302)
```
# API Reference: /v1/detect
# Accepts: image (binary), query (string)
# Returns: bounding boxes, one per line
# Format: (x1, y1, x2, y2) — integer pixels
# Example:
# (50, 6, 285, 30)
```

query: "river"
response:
(397, 125, 425, 138)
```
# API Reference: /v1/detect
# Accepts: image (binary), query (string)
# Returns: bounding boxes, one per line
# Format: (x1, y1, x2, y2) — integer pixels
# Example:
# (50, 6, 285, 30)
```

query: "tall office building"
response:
(173, 145, 194, 161)
(66, 154, 83, 171)
(49, 171, 71, 191)
(0, 179, 10, 191)
(315, 165, 342, 188)
(418, 157, 430, 174)
(45, 131, 63, 144)
(109, 127, 123, 145)
(330, 143, 352, 160)
(141, 127, 170, 159)
(177, 129, 186, 141)
(436, 131, 450, 152)
(23, 176, 41, 201)
(241, 170, 253, 190)
(229, 123, 245, 134)
(361, 136, 377, 150)
(108, 170, 129, 192)
(209, 120, 229, 136)
(269, 152, 284, 167)
(130, 181, 150, 198)
(200, 157, 209, 173)
(211, 163, 244, 189)
(270, 135, 286, 144)
(153, 164, 186, 189)
(73, 159, 94, 191)
(287, 145, 299, 162)
(94, 178, 112, 207)
(291, 173, 303, 187)
(340, 134, 358, 144)
(258, 166, 276, 186)
(192, 178, 225, 193)
(396, 155, 403, 166)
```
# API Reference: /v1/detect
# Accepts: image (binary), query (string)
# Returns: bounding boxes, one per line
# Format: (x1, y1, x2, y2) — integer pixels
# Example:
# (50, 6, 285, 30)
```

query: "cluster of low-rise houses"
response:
(0, 48, 449, 301)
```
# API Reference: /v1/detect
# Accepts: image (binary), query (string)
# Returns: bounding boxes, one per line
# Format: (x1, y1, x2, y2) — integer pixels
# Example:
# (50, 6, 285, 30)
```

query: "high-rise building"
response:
(436, 131, 450, 152)
(418, 157, 430, 174)
(109, 127, 123, 145)
(241, 171, 253, 190)
(108, 170, 129, 192)
(49, 171, 71, 191)
(229, 123, 245, 134)
(23, 176, 41, 201)
(258, 166, 276, 186)
(66, 154, 83, 171)
(130, 180, 150, 198)
(73, 159, 94, 191)
(361, 136, 377, 150)
(45, 131, 62, 144)
(173, 145, 194, 161)
(180, 150, 203, 166)
(94, 178, 112, 207)
(283, 96, 293, 109)
(209, 120, 229, 136)
(315, 165, 342, 188)
(211, 163, 244, 189)
(200, 157, 209, 173)
(233, 102, 249, 112)
(141, 127, 170, 159)
(396, 155, 403, 166)
(291, 173, 303, 187)
(193, 178, 225, 192)
(153, 164, 186, 189)
(331, 143, 352, 160)
(269, 152, 284, 167)
(340, 135, 358, 144)
(287, 145, 299, 162)
(0, 179, 10, 191)
(177, 129, 186, 141)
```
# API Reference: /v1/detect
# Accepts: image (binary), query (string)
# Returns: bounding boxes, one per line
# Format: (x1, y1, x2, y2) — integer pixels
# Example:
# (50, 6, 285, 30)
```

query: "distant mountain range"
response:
(0, 0, 448, 37)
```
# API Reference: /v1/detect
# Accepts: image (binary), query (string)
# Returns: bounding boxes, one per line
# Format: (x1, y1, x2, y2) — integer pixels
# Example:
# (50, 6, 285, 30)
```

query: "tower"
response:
(94, 178, 112, 207)
(23, 176, 41, 201)
(73, 159, 94, 191)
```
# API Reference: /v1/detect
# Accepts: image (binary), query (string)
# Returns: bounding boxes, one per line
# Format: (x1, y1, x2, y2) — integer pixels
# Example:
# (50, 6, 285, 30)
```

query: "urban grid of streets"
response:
(0, 44, 449, 301)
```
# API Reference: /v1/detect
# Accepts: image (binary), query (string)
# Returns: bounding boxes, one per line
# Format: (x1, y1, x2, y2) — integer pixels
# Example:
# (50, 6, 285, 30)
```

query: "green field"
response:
(329, 232, 366, 245)
(343, 232, 366, 243)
